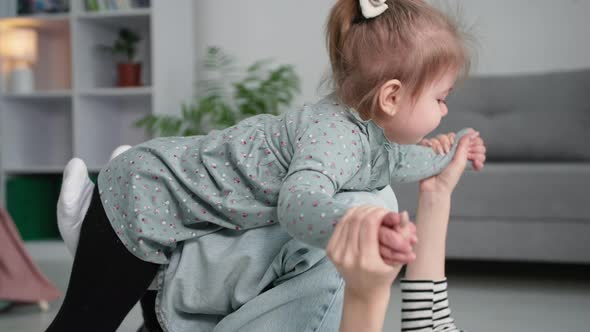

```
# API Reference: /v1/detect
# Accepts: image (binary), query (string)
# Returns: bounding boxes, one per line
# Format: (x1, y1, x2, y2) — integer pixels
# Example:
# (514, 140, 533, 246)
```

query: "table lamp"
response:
(0, 28, 38, 94)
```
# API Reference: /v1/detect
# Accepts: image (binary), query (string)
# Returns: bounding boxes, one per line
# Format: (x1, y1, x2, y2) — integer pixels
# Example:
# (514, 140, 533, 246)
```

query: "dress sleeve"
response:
(389, 128, 475, 183)
(277, 121, 365, 249)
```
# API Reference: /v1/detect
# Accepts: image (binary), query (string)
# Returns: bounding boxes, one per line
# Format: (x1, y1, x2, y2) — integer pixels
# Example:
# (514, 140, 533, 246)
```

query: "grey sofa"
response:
(393, 69, 590, 264)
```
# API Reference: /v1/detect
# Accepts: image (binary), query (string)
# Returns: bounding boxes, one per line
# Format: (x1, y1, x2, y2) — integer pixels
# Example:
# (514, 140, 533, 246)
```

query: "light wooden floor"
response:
(2, 241, 589, 332)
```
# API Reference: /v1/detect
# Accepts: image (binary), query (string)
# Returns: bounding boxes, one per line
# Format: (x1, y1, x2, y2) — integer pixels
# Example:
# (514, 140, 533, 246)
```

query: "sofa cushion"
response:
(393, 163, 590, 221)
(435, 69, 590, 161)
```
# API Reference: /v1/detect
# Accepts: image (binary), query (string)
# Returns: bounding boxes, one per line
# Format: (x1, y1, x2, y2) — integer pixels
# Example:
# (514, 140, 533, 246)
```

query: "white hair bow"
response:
(359, 0, 389, 19)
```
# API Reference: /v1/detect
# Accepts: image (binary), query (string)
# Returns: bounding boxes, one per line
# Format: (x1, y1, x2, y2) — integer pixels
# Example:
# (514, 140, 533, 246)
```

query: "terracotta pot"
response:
(117, 63, 142, 87)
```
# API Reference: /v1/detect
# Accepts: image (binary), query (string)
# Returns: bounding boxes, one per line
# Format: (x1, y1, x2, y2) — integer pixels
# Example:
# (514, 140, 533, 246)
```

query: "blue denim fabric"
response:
(154, 186, 398, 332)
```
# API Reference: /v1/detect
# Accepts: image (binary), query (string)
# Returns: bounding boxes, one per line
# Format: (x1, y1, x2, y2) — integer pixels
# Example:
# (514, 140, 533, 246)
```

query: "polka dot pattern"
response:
(97, 93, 467, 263)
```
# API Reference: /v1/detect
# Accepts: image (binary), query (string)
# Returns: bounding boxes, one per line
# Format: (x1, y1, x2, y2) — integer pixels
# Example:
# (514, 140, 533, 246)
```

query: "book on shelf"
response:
(133, 0, 150, 8)
(17, 0, 70, 15)
(85, 0, 149, 11)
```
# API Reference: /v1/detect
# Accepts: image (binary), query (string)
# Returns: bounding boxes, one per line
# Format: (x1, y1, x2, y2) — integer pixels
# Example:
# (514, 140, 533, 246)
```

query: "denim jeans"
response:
(154, 186, 398, 332)
(155, 225, 344, 332)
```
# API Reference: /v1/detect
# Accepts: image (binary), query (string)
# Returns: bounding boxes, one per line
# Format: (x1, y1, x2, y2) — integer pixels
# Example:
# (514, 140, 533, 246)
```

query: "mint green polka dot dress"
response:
(97, 93, 471, 264)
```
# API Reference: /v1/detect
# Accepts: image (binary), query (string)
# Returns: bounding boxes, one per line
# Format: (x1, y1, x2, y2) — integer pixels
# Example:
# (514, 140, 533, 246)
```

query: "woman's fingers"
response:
(452, 131, 477, 168)
(469, 136, 484, 147)
(468, 144, 486, 154)
(382, 251, 416, 265)
(474, 160, 485, 171)
(468, 152, 486, 163)
(348, 205, 381, 256)
(468, 134, 486, 171)
(435, 130, 478, 189)
(348, 207, 365, 255)
(330, 206, 418, 272)
(468, 149, 486, 171)
(326, 208, 347, 260)
(327, 206, 360, 262)
(357, 208, 390, 261)
(471, 157, 486, 171)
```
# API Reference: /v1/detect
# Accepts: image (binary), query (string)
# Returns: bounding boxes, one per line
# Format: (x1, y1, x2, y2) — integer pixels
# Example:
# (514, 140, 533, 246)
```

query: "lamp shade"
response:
(0, 28, 38, 63)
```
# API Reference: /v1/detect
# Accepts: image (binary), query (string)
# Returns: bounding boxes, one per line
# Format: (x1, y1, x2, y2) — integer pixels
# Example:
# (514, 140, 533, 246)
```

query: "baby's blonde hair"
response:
(326, 0, 472, 117)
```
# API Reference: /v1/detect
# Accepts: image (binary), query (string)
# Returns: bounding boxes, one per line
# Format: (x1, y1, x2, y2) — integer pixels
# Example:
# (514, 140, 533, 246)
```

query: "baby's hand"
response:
(420, 132, 456, 155)
(378, 211, 417, 266)
(421, 131, 487, 171)
(327, 206, 413, 300)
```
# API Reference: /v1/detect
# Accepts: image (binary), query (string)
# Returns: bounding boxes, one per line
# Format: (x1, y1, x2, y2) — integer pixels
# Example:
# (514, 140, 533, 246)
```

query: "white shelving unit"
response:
(0, 0, 196, 205)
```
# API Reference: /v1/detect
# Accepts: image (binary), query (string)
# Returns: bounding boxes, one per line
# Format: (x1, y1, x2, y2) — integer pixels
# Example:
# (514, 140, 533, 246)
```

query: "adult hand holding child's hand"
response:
(420, 129, 485, 194)
(378, 211, 417, 265)
(421, 129, 487, 172)
(327, 206, 417, 300)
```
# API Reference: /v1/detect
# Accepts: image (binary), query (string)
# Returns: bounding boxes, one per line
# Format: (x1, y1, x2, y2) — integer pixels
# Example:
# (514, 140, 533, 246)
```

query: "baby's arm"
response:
(388, 128, 476, 183)
(277, 122, 365, 249)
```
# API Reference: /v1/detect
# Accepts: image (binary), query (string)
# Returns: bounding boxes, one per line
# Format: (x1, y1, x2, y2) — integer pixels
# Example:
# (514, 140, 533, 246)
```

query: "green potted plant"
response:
(135, 47, 301, 137)
(99, 28, 142, 87)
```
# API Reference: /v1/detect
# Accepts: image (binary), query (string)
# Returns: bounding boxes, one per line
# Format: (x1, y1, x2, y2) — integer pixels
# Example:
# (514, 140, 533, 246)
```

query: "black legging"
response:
(140, 290, 163, 332)
(46, 186, 161, 332)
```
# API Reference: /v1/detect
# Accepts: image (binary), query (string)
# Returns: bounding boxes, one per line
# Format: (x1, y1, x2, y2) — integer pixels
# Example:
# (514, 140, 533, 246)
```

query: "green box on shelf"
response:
(6, 175, 62, 241)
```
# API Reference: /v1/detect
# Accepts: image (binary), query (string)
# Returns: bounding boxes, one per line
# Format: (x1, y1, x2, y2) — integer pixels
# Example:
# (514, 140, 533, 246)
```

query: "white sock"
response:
(433, 279, 464, 332)
(400, 279, 434, 332)
(57, 145, 132, 256)
(57, 158, 95, 256)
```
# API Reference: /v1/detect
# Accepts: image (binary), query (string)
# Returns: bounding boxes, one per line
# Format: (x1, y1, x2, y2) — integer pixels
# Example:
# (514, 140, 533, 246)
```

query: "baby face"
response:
(379, 69, 457, 145)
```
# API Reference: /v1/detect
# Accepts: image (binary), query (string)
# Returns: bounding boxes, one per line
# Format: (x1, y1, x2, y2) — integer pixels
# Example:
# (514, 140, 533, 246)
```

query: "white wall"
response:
(193, 1, 334, 104)
(450, 0, 590, 75)
(193, 0, 590, 102)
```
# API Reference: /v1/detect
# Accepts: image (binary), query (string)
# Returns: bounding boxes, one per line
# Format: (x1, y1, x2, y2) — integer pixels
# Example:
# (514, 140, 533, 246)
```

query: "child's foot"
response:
(57, 145, 132, 256)
(57, 158, 95, 256)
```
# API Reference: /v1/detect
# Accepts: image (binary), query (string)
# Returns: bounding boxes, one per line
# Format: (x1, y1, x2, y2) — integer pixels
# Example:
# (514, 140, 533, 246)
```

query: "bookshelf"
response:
(0, 0, 196, 238)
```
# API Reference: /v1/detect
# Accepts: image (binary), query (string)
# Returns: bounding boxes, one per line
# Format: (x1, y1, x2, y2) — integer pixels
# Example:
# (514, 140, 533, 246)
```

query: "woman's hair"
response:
(326, 0, 472, 118)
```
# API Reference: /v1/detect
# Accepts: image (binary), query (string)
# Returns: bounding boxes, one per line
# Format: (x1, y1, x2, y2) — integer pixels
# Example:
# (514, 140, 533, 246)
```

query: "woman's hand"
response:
(420, 129, 484, 194)
(327, 206, 416, 300)
(421, 131, 486, 171)
(378, 211, 417, 265)
(468, 133, 486, 171)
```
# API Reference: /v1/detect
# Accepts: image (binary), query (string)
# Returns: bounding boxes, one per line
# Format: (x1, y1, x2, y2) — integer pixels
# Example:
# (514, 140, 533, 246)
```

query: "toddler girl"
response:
(48, 0, 485, 331)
